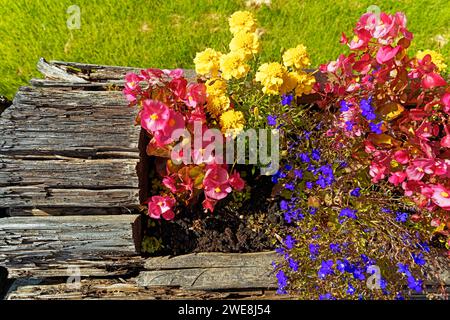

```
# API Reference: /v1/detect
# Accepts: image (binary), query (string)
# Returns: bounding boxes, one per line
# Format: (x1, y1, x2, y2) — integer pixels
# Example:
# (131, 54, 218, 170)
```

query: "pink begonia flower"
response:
(415, 121, 438, 140)
(364, 141, 376, 154)
(162, 110, 185, 136)
(421, 72, 447, 89)
(431, 218, 441, 227)
(123, 73, 142, 103)
(442, 93, 450, 114)
(148, 195, 176, 220)
(430, 185, 450, 210)
(401, 180, 424, 197)
(124, 73, 141, 91)
(376, 45, 401, 64)
(203, 165, 232, 200)
(441, 135, 450, 148)
(163, 68, 184, 79)
(393, 150, 409, 164)
(169, 78, 188, 100)
(185, 83, 206, 108)
(162, 175, 178, 193)
(388, 171, 407, 186)
(141, 100, 170, 132)
(369, 162, 387, 183)
(405, 159, 434, 181)
(441, 124, 450, 148)
(140, 68, 164, 84)
(229, 171, 245, 191)
(202, 198, 217, 213)
(433, 160, 449, 176)
(395, 12, 413, 40)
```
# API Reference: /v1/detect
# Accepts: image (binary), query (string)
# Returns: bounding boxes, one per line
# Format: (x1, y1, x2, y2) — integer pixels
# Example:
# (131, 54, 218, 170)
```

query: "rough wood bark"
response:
(136, 252, 278, 291)
(0, 215, 142, 278)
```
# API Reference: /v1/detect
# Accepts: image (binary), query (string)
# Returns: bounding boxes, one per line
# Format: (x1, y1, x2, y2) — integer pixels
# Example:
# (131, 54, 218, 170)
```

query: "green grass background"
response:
(0, 0, 449, 98)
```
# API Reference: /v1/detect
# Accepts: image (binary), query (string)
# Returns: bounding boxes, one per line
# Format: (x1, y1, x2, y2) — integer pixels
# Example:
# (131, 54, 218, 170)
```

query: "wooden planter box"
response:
(1, 59, 447, 300)
(0, 59, 280, 300)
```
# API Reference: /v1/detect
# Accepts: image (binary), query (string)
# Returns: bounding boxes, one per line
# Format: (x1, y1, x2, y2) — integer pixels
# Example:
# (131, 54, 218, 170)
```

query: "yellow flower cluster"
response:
(416, 49, 447, 72)
(193, 11, 265, 133)
(229, 31, 260, 60)
(282, 44, 311, 70)
(194, 48, 222, 77)
(220, 52, 250, 80)
(255, 60, 316, 96)
(228, 10, 257, 35)
(219, 109, 245, 137)
(205, 78, 230, 119)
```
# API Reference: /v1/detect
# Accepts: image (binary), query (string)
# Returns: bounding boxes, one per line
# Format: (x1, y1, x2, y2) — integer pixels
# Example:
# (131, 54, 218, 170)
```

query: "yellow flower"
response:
(292, 71, 316, 97)
(255, 62, 286, 95)
(194, 48, 222, 77)
(219, 109, 245, 137)
(220, 52, 250, 80)
(280, 71, 298, 94)
(416, 49, 447, 72)
(205, 78, 227, 97)
(282, 44, 311, 70)
(229, 31, 260, 60)
(206, 95, 231, 119)
(228, 11, 257, 35)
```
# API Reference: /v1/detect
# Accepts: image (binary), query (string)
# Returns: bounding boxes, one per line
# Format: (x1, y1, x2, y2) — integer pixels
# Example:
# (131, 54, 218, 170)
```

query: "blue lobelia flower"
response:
(285, 183, 295, 191)
(319, 293, 335, 300)
(299, 152, 310, 163)
(284, 235, 296, 249)
(369, 121, 383, 134)
(294, 169, 303, 179)
(267, 115, 277, 126)
(330, 243, 340, 254)
(407, 276, 423, 293)
(276, 270, 288, 294)
(311, 149, 321, 161)
(305, 181, 313, 189)
(345, 121, 354, 131)
(395, 211, 408, 223)
(316, 175, 327, 188)
(281, 94, 294, 106)
(397, 263, 412, 276)
(412, 253, 426, 266)
(339, 208, 358, 222)
(309, 207, 318, 215)
(347, 283, 356, 295)
(350, 187, 361, 197)
(339, 100, 350, 112)
(318, 259, 334, 279)
(336, 259, 346, 273)
(280, 200, 289, 211)
(309, 243, 320, 259)
(288, 258, 299, 271)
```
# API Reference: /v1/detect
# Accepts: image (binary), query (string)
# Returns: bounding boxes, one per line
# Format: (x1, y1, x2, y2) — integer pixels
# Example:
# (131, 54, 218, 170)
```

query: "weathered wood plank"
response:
(0, 215, 142, 278)
(144, 251, 277, 270)
(0, 186, 139, 207)
(48, 60, 197, 82)
(0, 88, 139, 158)
(5, 278, 281, 300)
(0, 158, 139, 188)
(37, 58, 89, 83)
(7, 207, 135, 217)
(137, 252, 277, 291)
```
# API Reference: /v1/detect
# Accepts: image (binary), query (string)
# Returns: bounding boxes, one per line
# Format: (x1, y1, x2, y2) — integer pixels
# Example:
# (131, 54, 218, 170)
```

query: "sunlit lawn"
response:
(0, 0, 449, 98)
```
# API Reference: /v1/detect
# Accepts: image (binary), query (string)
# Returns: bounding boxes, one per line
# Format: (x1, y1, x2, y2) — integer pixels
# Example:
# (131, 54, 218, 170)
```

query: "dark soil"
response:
(141, 169, 281, 256)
